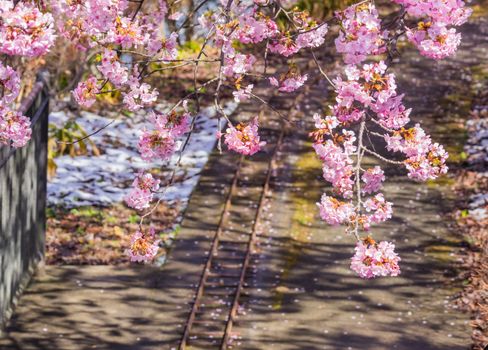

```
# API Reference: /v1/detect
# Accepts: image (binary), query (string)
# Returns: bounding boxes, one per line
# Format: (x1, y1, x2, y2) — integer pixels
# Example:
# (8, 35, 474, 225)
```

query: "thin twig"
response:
(56, 120, 115, 145)
(361, 146, 403, 165)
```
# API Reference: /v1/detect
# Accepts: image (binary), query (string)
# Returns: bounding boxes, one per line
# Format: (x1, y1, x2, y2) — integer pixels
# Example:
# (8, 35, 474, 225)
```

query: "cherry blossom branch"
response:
(176, 0, 211, 30)
(360, 146, 403, 165)
(55, 119, 115, 145)
(249, 92, 295, 124)
(310, 49, 336, 88)
(353, 120, 365, 241)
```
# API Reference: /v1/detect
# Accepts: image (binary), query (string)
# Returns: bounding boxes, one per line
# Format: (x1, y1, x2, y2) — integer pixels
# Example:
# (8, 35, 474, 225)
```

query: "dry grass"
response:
(46, 203, 179, 265)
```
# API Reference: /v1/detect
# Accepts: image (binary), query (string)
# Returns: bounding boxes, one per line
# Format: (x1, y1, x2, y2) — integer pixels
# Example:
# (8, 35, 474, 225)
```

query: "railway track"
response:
(178, 72, 317, 350)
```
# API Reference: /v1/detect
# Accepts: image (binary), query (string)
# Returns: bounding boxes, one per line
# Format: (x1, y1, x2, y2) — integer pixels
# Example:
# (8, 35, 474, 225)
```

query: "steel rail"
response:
(219, 127, 284, 349)
(179, 154, 243, 350)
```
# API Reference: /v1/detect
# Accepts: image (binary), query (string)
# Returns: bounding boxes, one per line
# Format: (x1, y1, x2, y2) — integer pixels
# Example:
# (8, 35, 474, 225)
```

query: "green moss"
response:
(426, 175, 456, 188)
(469, 64, 488, 81)
(470, 3, 488, 19)
(424, 244, 456, 263)
(272, 145, 322, 310)
(69, 206, 104, 219)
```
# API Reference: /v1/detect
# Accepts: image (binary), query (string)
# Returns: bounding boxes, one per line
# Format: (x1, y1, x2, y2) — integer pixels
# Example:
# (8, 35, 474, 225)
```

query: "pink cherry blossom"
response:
(237, 14, 279, 44)
(405, 143, 449, 181)
(309, 114, 339, 143)
(364, 193, 393, 224)
(393, 0, 472, 26)
(223, 50, 256, 77)
(384, 124, 432, 157)
(350, 238, 401, 278)
(295, 23, 329, 49)
(270, 73, 307, 93)
(147, 32, 178, 59)
(0, 63, 20, 105)
(407, 23, 461, 60)
(138, 129, 176, 161)
(372, 95, 411, 130)
(224, 117, 265, 156)
(148, 110, 191, 137)
(0, 2, 55, 57)
(313, 130, 356, 199)
(127, 228, 160, 263)
(335, 3, 387, 64)
(104, 16, 144, 49)
(362, 166, 385, 194)
(122, 78, 159, 111)
(269, 35, 299, 57)
(233, 84, 254, 102)
(72, 76, 100, 108)
(97, 49, 129, 87)
(0, 109, 32, 148)
(317, 195, 355, 225)
(125, 172, 160, 210)
(137, 109, 191, 161)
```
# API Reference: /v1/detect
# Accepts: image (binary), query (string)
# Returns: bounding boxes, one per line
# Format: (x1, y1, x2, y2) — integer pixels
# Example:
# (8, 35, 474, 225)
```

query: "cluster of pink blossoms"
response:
(204, 5, 326, 100)
(385, 125, 448, 181)
(233, 84, 254, 102)
(309, 0, 471, 278)
(0, 63, 20, 105)
(53, 0, 173, 112)
(127, 227, 160, 263)
(394, 0, 472, 59)
(223, 117, 265, 156)
(138, 109, 191, 161)
(122, 75, 159, 112)
(72, 76, 100, 108)
(362, 166, 385, 194)
(0, 110, 32, 148)
(318, 195, 355, 226)
(0, 2, 55, 57)
(269, 72, 308, 93)
(0, 0, 58, 148)
(268, 23, 328, 57)
(335, 3, 387, 64)
(350, 237, 401, 278)
(311, 58, 449, 276)
(312, 121, 356, 199)
(125, 172, 161, 211)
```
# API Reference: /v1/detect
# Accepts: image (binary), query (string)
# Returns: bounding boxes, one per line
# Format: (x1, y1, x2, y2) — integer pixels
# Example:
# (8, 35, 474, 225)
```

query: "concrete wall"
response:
(0, 83, 48, 329)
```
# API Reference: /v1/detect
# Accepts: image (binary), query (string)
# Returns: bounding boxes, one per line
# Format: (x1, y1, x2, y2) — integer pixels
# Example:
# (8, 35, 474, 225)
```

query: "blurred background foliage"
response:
(294, 0, 357, 18)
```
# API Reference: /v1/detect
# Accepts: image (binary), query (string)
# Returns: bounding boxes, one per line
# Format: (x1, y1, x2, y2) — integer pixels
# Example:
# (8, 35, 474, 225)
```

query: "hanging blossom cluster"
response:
(125, 172, 161, 211)
(335, 3, 387, 64)
(126, 227, 161, 263)
(311, 59, 448, 277)
(310, 0, 467, 278)
(0, 2, 56, 57)
(1, 0, 471, 267)
(0, 2, 55, 147)
(223, 116, 265, 156)
(394, 0, 472, 59)
(351, 236, 400, 278)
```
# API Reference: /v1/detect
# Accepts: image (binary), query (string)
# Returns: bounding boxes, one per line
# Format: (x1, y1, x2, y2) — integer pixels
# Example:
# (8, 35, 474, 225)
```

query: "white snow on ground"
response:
(48, 102, 237, 208)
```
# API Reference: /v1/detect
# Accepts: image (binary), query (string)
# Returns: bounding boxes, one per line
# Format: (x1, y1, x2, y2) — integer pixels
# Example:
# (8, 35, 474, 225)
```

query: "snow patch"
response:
(48, 102, 237, 209)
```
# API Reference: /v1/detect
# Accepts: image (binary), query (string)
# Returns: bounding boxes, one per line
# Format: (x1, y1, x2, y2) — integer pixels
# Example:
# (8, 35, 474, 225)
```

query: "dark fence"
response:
(0, 81, 49, 330)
